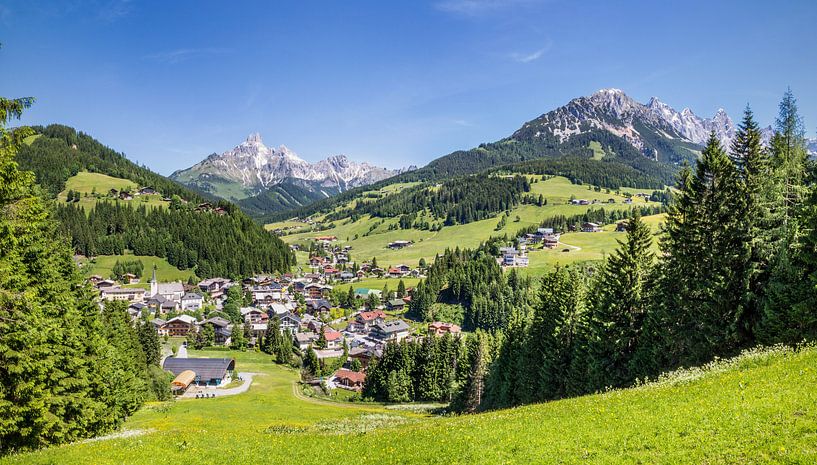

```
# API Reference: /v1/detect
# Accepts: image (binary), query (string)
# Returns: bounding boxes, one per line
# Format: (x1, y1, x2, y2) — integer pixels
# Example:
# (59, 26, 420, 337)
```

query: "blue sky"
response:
(1, 0, 815, 174)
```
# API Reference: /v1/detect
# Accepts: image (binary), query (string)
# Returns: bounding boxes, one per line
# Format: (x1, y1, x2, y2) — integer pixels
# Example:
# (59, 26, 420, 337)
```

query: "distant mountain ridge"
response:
(170, 133, 405, 202)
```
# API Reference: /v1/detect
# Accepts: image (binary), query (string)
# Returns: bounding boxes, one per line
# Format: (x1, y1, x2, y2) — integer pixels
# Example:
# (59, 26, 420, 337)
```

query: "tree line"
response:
(54, 200, 295, 278)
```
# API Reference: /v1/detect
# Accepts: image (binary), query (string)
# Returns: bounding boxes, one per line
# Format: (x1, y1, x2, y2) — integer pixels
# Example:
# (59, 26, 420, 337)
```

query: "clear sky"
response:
(1, 0, 815, 174)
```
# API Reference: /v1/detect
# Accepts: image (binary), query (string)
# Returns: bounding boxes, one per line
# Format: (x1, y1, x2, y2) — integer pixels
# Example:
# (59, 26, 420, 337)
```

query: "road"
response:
(181, 372, 256, 398)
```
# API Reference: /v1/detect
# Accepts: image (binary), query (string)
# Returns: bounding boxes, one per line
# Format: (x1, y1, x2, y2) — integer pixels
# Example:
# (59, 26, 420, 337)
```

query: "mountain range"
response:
(170, 133, 411, 208)
(172, 89, 810, 221)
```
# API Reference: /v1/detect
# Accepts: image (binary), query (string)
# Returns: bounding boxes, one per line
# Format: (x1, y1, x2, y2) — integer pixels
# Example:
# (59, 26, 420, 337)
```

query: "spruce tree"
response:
(586, 211, 654, 390)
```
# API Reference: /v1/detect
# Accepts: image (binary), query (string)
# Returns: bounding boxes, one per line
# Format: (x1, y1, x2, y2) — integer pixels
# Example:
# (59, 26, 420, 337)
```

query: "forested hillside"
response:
(15, 125, 295, 277)
(1, 98, 168, 454)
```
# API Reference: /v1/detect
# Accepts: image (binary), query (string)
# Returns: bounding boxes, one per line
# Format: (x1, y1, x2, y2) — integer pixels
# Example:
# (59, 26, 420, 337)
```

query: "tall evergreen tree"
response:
(585, 211, 654, 390)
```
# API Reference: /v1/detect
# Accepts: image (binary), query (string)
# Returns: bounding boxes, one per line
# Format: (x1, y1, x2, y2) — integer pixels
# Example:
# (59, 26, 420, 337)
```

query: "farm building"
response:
(163, 357, 236, 386)
(170, 370, 196, 394)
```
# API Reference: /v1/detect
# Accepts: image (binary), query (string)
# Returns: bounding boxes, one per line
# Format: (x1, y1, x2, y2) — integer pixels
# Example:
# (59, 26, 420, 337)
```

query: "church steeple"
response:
(150, 266, 158, 297)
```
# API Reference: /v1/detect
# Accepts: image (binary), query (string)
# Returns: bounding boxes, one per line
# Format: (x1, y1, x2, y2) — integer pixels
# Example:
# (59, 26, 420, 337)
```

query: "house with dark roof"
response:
(371, 319, 411, 343)
(386, 299, 406, 311)
(162, 357, 235, 386)
(305, 299, 331, 314)
(199, 317, 232, 345)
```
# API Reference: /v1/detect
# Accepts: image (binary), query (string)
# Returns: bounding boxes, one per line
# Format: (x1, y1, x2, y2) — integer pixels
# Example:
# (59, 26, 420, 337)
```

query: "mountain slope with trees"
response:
(14, 125, 295, 277)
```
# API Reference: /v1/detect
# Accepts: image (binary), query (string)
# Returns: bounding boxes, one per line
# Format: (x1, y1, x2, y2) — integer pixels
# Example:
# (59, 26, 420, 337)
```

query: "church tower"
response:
(150, 266, 158, 297)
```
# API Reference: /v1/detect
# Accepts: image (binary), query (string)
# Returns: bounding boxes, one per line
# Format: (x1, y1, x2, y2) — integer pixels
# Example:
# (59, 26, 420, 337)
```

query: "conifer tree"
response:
(397, 279, 406, 298)
(586, 211, 653, 390)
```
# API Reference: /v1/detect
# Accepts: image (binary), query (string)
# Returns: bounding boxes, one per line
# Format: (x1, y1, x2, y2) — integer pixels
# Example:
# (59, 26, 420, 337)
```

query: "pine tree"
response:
(397, 279, 406, 298)
(316, 325, 327, 349)
(586, 211, 653, 390)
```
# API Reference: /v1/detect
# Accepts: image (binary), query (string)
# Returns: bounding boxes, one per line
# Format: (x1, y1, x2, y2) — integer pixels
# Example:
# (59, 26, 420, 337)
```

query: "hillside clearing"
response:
(79, 253, 197, 285)
(4, 345, 815, 464)
(58, 171, 168, 211)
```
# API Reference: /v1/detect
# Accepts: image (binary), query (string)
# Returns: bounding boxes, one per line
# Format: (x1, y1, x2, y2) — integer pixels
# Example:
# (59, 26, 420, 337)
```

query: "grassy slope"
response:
(80, 253, 197, 286)
(5, 346, 815, 464)
(272, 176, 661, 275)
(58, 171, 168, 211)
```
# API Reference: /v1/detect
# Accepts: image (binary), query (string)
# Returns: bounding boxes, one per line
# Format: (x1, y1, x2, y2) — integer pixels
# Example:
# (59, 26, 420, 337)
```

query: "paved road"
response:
(181, 372, 256, 398)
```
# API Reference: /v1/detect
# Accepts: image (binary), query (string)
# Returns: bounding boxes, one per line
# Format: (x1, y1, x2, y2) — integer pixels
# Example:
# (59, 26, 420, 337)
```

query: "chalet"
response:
(615, 221, 629, 232)
(162, 357, 235, 386)
(323, 329, 344, 349)
(95, 279, 116, 289)
(279, 312, 301, 334)
(351, 310, 386, 332)
(387, 267, 404, 278)
(181, 292, 204, 311)
(370, 267, 385, 277)
(313, 235, 337, 242)
(199, 317, 232, 345)
(198, 277, 231, 299)
(356, 270, 366, 279)
(294, 332, 318, 351)
(158, 315, 198, 337)
(149, 294, 179, 313)
(428, 321, 462, 336)
(100, 286, 146, 303)
(305, 299, 331, 314)
(138, 186, 157, 195)
(371, 319, 411, 343)
(388, 240, 412, 250)
(387, 299, 406, 311)
(251, 284, 284, 303)
(128, 302, 148, 318)
(309, 256, 329, 267)
(624, 198, 633, 204)
(581, 222, 602, 232)
(608, 198, 616, 203)
(570, 199, 590, 205)
(88, 275, 104, 285)
(108, 188, 118, 196)
(543, 235, 560, 248)
(348, 346, 380, 369)
(241, 307, 268, 324)
(499, 247, 529, 267)
(267, 302, 290, 317)
(118, 191, 133, 200)
(121, 273, 140, 284)
(304, 283, 332, 299)
(150, 318, 166, 333)
(340, 271, 355, 283)
(333, 369, 366, 391)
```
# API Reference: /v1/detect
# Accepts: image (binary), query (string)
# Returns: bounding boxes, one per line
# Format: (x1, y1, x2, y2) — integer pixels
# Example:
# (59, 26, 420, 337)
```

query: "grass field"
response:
(272, 176, 661, 275)
(331, 277, 422, 294)
(80, 253, 197, 284)
(4, 345, 815, 464)
(23, 134, 41, 145)
(58, 172, 168, 211)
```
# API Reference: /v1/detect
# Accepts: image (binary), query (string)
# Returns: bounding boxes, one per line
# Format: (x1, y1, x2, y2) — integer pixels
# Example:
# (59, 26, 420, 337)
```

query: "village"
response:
(91, 233, 458, 398)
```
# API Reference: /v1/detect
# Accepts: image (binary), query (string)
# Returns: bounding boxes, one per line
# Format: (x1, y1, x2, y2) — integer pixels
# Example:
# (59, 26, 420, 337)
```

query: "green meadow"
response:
(271, 176, 662, 275)
(4, 345, 815, 464)
(59, 171, 168, 211)
(80, 253, 197, 285)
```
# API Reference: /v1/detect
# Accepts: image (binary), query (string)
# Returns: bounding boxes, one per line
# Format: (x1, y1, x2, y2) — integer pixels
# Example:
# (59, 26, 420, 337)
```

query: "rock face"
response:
(170, 133, 403, 200)
(513, 88, 761, 163)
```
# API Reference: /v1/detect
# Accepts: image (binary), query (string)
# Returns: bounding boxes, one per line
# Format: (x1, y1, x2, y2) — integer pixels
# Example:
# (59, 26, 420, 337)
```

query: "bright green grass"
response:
(521, 213, 665, 279)
(276, 176, 660, 271)
(81, 253, 197, 283)
(589, 140, 606, 160)
(331, 277, 421, 294)
(58, 172, 167, 211)
(5, 346, 816, 464)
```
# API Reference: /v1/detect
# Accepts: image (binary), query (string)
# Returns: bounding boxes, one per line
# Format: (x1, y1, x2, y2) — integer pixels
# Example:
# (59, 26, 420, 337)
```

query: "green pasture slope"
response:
(58, 171, 168, 211)
(271, 175, 663, 275)
(4, 346, 815, 464)
(79, 253, 197, 286)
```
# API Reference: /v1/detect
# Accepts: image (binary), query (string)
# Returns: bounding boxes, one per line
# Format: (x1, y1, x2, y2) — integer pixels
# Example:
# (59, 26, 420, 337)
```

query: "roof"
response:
(307, 299, 331, 310)
(171, 370, 196, 389)
(163, 357, 235, 380)
(357, 310, 386, 321)
(151, 318, 166, 326)
(280, 312, 301, 324)
(102, 286, 146, 295)
(295, 332, 317, 343)
(165, 315, 197, 325)
(388, 299, 406, 307)
(334, 369, 366, 384)
(269, 303, 289, 315)
(201, 317, 230, 328)
(241, 306, 264, 315)
(156, 282, 184, 295)
(182, 292, 203, 300)
(374, 319, 410, 334)
(324, 330, 343, 341)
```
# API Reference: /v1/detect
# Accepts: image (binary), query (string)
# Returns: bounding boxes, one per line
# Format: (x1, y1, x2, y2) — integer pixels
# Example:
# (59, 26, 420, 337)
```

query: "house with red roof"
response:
(333, 369, 366, 391)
